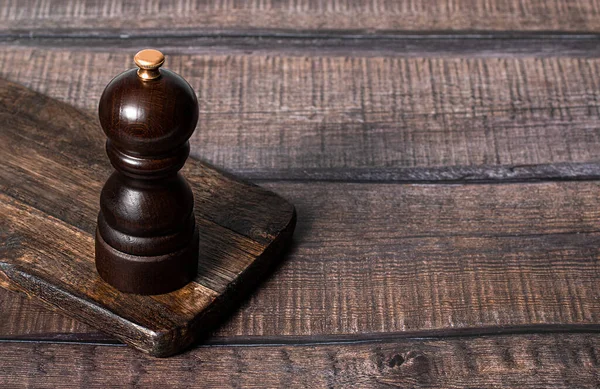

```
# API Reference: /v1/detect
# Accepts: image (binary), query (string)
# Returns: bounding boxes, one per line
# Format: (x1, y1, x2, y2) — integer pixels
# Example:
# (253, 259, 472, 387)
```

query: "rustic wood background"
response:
(1, 0, 600, 387)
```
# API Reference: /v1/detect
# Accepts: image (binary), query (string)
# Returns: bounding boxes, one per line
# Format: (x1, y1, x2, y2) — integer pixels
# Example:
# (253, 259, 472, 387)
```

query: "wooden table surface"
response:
(1, 1, 600, 387)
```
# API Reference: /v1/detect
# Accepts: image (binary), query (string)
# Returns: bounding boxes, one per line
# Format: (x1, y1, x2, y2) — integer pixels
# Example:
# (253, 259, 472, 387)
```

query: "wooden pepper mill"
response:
(95, 49, 199, 295)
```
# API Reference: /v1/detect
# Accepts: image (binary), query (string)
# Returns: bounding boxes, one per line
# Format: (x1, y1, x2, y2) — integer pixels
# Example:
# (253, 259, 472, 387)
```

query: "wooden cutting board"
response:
(0, 78, 296, 357)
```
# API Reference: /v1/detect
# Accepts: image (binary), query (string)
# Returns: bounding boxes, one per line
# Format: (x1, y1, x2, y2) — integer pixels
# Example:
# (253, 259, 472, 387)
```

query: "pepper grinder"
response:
(95, 49, 199, 295)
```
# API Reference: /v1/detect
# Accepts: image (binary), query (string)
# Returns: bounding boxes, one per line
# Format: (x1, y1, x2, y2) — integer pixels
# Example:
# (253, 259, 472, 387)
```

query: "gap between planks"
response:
(2, 323, 600, 348)
(237, 163, 600, 184)
(1, 32, 599, 58)
(2, 29, 599, 39)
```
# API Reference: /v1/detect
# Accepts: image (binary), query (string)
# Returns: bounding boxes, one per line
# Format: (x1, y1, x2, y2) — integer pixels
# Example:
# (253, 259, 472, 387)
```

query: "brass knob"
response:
(134, 49, 165, 80)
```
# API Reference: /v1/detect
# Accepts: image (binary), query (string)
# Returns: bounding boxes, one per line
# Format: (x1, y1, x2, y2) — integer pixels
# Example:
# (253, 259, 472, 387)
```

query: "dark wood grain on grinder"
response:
(0, 78, 296, 356)
(95, 62, 201, 295)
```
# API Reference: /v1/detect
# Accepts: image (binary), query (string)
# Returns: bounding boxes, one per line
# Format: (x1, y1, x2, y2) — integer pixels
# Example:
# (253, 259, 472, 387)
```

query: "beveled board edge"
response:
(0, 168, 297, 358)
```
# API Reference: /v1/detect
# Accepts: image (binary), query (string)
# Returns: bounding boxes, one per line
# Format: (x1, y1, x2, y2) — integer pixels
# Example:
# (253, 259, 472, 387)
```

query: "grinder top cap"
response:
(98, 49, 199, 157)
(134, 49, 165, 80)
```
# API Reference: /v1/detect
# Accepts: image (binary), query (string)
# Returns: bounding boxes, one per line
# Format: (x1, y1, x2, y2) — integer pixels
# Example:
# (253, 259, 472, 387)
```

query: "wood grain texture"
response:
(3, 0, 600, 384)
(0, 77, 296, 356)
(5, 178, 600, 340)
(1, 0, 599, 33)
(1, 333, 599, 388)
(2, 75, 600, 343)
(1, 47, 600, 182)
(0, 293, 100, 340)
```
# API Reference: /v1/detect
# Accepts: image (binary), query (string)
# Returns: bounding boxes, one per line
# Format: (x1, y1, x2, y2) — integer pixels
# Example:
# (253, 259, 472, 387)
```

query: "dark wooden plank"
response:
(220, 182, 600, 337)
(5, 179, 600, 340)
(0, 77, 296, 356)
(1, 333, 599, 388)
(5, 176, 600, 338)
(0, 293, 99, 340)
(1, 47, 599, 182)
(1, 0, 599, 33)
